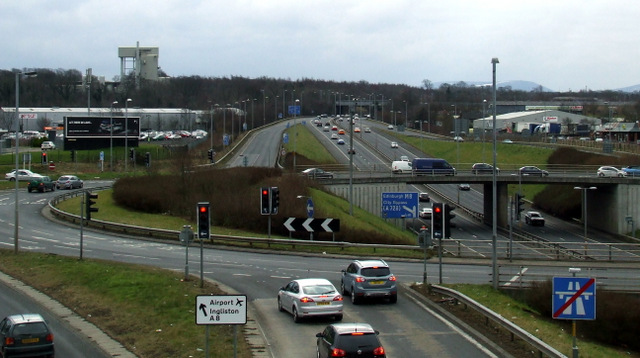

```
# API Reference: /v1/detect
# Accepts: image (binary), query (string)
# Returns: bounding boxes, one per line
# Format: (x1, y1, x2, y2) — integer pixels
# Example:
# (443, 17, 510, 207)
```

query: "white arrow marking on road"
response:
(321, 219, 333, 232)
(284, 217, 296, 231)
(302, 218, 314, 232)
(402, 205, 417, 217)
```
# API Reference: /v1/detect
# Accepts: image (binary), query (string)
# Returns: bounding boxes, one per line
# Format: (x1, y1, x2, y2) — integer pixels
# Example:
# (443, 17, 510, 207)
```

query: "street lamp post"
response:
(283, 90, 287, 119)
(275, 96, 279, 121)
(110, 100, 118, 171)
(574, 186, 597, 255)
(293, 99, 300, 170)
(14, 70, 37, 253)
(209, 101, 214, 149)
(261, 89, 266, 125)
(224, 104, 229, 147)
(124, 98, 132, 172)
(404, 100, 408, 127)
(491, 57, 499, 290)
(482, 99, 487, 162)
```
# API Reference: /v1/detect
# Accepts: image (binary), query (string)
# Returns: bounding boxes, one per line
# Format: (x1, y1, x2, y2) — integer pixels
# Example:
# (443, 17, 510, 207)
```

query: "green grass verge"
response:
(283, 124, 337, 164)
(0, 250, 251, 358)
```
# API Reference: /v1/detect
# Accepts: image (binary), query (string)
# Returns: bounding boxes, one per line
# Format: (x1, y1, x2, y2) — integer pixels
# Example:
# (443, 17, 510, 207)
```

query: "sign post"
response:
(553, 271, 596, 358)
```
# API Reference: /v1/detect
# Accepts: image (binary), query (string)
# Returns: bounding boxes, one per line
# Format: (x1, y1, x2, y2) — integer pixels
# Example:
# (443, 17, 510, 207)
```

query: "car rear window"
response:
(303, 285, 336, 295)
(337, 333, 380, 350)
(13, 322, 48, 335)
(361, 267, 390, 277)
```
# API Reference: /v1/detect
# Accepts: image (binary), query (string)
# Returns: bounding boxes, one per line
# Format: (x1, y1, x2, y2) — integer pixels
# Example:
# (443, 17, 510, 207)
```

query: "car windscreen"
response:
(302, 284, 336, 295)
(361, 267, 390, 277)
(337, 333, 380, 351)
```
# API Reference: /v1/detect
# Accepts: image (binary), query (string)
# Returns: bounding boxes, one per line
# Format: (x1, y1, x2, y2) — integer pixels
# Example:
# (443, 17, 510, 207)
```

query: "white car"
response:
(391, 141, 399, 148)
(453, 136, 464, 142)
(41, 141, 56, 149)
(5, 169, 41, 182)
(387, 124, 394, 130)
(525, 211, 545, 226)
(278, 278, 343, 323)
(419, 207, 432, 219)
(597, 166, 627, 177)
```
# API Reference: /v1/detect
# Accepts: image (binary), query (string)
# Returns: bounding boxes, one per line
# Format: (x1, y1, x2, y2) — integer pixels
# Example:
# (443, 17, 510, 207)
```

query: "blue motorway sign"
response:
(282, 133, 289, 144)
(288, 105, 301, 115)
(381, 192, 418, 219)
(223, 134, 230, 146)
(552, 277, 596, 320)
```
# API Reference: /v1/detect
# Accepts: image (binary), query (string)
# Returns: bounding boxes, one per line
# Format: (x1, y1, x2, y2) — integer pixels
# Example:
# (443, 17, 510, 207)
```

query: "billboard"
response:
(65, 116, 140, 139)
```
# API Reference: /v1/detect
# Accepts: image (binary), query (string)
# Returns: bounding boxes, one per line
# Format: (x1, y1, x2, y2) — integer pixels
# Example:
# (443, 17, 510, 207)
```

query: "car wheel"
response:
(598, 173, 604, 177)
(351, 288, 360, 305)
(340, 281, 348, 296)
(292, 306, 302, 323)
(9, 177, 15, 182)
(335, 314, 343, 321)
(389, 294, 397, 304)
(277, 297, 284, 312)
(28, 188, 32, 193)
(52, 186, 55, 191)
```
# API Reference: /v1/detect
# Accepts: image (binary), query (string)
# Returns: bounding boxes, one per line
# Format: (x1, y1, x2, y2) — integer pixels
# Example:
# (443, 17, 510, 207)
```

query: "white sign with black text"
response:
(195, 295, 247, 325)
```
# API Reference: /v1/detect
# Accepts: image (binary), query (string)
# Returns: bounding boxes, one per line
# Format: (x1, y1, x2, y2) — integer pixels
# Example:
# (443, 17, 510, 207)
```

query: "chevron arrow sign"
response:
(284, 218, 340, 233)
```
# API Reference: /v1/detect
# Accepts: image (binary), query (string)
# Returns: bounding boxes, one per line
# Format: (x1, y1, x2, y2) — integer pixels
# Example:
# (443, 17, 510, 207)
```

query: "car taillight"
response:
(46, 333, 54, 342)
(355, 276, 366, 283)
(333, 295, 343, 302)
(330, 348, 346, 357)
(388, 275, 396, 281)
(5, 337, 14, 345)
(373, 346, 385, 356)
(299, 297, 314, 303)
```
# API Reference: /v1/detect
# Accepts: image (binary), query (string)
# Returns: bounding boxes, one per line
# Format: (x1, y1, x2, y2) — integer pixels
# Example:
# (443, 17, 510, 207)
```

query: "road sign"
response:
(283, 133, 289, 144)
(381, 192, 418, 219)
(223, 135, 230, 146)
(284, 218, 340, 233)
(196, 295, 247, 325)
(99, 151, 104, 161)
(306, 198, 314, 218)
(552, 277, 596, 320)
(48, 162, 55, 170)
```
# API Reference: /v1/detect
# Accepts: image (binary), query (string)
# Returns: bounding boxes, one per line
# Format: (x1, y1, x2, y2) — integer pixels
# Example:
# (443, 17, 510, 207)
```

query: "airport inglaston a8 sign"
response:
(196, 295, 247, 325)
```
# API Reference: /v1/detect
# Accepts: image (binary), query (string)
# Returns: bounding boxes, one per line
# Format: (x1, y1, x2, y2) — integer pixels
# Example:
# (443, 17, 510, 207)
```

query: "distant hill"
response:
(433, 80, 553, 92)
(616, 84, 640, 93)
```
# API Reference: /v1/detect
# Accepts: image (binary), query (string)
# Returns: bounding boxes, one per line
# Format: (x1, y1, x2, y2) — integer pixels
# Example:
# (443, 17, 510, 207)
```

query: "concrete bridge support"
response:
(482, 182, 510, 228)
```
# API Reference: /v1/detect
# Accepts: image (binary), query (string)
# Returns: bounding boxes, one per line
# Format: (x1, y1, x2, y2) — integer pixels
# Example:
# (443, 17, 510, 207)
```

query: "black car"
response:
(519, 166, 549, 177)
(0, 313, 55, 358)
(471, 162, 499, 175)
(27, 176, 56, 193)
(316, 323, 385, 358)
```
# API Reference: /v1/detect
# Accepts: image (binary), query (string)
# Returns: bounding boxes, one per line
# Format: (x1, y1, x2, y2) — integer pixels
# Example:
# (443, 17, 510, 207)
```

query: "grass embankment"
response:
(0, 250, 252, 358)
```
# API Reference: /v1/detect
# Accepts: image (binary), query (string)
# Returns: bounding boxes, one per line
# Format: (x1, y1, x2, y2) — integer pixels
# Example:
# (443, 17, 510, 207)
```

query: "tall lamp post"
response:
(261, 89, 266, 125)
(293, 99, 300, 170)
(110, 100, 118, 171)
(124, 98, 132, 172)
(574, 186, 597, 255)
(482, 99, 487, 163)
(491, 57, 499, 290)
(14, 70, 37, 253)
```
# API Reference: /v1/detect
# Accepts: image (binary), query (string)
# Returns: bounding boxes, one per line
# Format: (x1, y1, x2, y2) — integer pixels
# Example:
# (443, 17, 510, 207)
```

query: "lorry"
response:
(411, 158, 456, 176)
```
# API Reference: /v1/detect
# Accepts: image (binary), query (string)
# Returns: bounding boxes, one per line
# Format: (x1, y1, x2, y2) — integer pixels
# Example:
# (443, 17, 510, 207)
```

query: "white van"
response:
(391, 160, 412, 174)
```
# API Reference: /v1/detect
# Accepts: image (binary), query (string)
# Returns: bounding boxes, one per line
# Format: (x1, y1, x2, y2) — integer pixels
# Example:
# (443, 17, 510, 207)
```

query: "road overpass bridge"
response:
(326, 174, 640, 237)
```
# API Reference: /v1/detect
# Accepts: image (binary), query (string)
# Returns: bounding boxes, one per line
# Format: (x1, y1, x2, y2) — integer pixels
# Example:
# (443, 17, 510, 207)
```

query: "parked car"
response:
(56, 175, 84, 189)
(525, 211, 545, 226)
(40, 141, 56, 150)
(622, 165, 640, 177)
(419, 207, 432, 219)
(458, 183, 471, 191)
(0, 313, 55, 358)
(277, 278, 343, 323)
(316, 323, 386, 358)
(471, 163, 499, 175)
(419, 192, 430, 202)
(519, 166, 549, 177)
(341, 259, 397, 304)
(27, 176, 56, 193)
(301, 168, 334, 179)
(597, 166, 627, 177)
(5, 169, 41, 182)
(390, 141, 398, 148)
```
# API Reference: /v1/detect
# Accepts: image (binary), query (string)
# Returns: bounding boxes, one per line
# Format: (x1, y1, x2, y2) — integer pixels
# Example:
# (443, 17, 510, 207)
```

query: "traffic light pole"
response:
(80, 193, 85, 260)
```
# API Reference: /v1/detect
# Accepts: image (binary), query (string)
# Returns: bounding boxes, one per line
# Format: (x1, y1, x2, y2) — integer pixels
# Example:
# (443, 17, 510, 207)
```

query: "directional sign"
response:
(223, 134, 230, 146)
(381, 192, 418, 219)
(284, 218, 340, 233)
(196, 295, 247, 325)
(552, 277, 596, 320)
(306, 198, 314, 218)
(282, 133, 289, 144)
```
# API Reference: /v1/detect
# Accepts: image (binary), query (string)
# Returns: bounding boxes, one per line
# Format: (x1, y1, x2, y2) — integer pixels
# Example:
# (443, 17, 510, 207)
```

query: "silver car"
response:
(341, 259, 397, 304)
(597, 166, 627, 177)
(5, 169, 41, 182)
(56, 175, 84, 189)
(278, 278, 343, 323)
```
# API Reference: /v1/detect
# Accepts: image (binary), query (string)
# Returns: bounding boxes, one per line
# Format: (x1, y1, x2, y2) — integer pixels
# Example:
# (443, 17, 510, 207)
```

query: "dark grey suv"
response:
(0, 313, 55, 358)
(316, 323, 386, 358)
(340, 259, 397, 304)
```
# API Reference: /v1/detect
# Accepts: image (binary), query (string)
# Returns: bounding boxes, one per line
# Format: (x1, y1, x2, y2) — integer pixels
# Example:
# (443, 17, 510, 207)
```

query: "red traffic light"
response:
(434, 206, 442, 213)
(199, 206, 208, 213)
(262, 189, 269, 195)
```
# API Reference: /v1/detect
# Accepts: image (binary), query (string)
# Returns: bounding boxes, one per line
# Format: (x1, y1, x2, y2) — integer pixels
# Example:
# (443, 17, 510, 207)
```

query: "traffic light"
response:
(418, 225, 431, 248)
(207, 149, 214, 163)
(432, 202, 443, 239)
(85, 191, 98, 220)
(70, 150, 76, 162)
(129, 148, 134, 160)
(515, 193, 525, 220)
(444, 204, 456, 238)
(144, 152, 150, 167)
(197, 202, 210, 239)
(41, 151, 47, 164)
(271, 187, 279, 215)
(260, 187, 271, 215)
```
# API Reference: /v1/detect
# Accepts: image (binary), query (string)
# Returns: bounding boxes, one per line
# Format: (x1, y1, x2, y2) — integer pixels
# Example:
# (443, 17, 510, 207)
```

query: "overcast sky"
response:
(4, 1, 639, 92)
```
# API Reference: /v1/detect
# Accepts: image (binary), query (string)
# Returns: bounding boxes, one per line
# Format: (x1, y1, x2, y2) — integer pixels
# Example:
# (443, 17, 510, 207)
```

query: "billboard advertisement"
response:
(65, 116, 140, 139)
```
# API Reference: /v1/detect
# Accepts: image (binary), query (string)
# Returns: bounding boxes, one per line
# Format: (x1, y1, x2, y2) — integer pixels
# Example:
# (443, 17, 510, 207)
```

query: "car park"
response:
(341, 259, 397, 304)
(471, 162, 499, 175)
(623, 165, 640, 177)
(458, 183, 471, 191)
(597, 166, 627, 177)
(316, 323, 386, 358)
(277, 278, 343, 323)
(0, 313, 55, 358)
(419, 207, 432, 219)
(390, 141, 398, 148)
(301, 168, 334, 179)
(27, 176, 56, 193)
(519, 166, 549, 177)
(56, 175, 83, 189)
(525, 211, 545, 226)
(40, 141, 56, 150)
(5, 169, 41, 182)
(419, 192, 430, 202)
